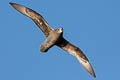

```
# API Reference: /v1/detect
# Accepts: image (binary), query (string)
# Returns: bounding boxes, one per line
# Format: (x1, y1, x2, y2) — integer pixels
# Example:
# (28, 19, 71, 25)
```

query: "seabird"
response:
(10, 2, 96, 78)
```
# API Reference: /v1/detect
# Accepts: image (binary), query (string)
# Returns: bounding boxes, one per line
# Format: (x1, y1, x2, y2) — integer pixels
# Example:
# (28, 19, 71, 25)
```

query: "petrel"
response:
(10, 2, 96, 78)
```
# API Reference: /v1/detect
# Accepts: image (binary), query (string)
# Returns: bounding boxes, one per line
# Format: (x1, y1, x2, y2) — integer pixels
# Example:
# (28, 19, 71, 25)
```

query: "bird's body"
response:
(40, 27, 63, 52)
(10, 2, 96, 78)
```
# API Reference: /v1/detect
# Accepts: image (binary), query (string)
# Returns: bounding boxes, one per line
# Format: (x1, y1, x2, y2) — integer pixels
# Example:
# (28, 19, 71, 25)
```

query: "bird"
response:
(9, 2, 96, 78)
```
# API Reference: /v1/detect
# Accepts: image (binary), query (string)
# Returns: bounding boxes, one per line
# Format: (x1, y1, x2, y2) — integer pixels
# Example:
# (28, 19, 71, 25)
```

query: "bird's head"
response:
(55, 27, 63, 34)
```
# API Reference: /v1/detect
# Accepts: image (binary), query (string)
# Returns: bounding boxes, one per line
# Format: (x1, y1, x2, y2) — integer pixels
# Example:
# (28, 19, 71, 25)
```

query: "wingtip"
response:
(93, 73, 96, 78)
(84, 61, 96, 78)
(76, 56, 96, 78)
(85, 61, 96, 78)
(9, 2, 15, 6)
(90, 66, 96, 78)
(9, 2, 28, 16)
(9, 2, 19, 8)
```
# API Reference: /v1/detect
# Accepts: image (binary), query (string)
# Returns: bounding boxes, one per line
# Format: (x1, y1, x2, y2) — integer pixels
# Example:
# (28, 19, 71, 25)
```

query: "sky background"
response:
(0, 0, 120, 80)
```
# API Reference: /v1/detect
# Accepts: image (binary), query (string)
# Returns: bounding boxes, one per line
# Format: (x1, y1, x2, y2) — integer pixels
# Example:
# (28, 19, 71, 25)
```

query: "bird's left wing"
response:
(10, 2, 54, 37)
(56, 38, 96, 78)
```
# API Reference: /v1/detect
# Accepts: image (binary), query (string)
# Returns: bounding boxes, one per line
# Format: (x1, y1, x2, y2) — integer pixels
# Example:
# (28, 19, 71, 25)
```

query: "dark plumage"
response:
(10, 2, 96, 78)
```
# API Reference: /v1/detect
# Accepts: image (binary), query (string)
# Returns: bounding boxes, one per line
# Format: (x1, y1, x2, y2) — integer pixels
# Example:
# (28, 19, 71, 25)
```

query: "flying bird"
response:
(10, 2, 96, 78)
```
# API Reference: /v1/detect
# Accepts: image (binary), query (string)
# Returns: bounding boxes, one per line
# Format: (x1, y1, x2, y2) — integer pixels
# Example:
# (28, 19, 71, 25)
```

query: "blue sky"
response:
(0, 0, 120, 80)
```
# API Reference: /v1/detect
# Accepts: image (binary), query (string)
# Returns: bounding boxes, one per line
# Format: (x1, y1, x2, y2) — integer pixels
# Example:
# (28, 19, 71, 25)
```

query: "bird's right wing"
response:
(10, 2, 54, 37)
(56, 38, 96, 78)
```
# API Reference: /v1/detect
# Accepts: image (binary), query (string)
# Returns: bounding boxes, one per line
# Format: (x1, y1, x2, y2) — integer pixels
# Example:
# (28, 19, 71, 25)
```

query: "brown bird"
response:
(10, 2, 96, 78)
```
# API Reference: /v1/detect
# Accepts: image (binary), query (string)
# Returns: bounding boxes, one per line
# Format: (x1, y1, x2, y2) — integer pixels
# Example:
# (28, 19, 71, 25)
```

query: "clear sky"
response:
(0, 0, 120, 80)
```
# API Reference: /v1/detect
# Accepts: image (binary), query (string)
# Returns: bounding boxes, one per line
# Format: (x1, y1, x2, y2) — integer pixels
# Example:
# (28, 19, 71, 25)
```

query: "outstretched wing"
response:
(56, 38, 96, 78)
(10, 2, 54, 37)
